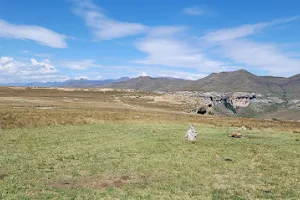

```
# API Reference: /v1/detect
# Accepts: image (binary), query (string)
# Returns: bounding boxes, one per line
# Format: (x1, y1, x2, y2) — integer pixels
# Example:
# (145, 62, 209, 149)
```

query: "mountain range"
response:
(1, 77, 130, 88)
(103, 70, 300, 120)
(1, 69, 299, 100)
(2, 69, 299, 120)
(104, 70, 300, 100)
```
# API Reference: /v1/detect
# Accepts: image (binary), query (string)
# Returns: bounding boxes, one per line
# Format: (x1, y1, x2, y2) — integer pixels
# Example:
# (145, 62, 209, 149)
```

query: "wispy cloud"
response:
(59, 59, 101, 70)
(34, 53, 52, 58)
(217, 39, 300, 76)
(0, 19, 67, 48)
(202, 16, 299, 42)
(135, 38, 224, 71)
(202, 17, 300, 76)
(134, 27, 230, 72)
(158, 71, 208, 80)
(183, 6, 213, 16)
(72, 0, 149, 40)
(98, 65, 208, 80)
(71, 1, 221, 73)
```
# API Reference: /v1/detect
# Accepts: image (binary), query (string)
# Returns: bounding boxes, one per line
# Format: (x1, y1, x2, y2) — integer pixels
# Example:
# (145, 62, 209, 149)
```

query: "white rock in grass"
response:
(184, 125, 198, 141)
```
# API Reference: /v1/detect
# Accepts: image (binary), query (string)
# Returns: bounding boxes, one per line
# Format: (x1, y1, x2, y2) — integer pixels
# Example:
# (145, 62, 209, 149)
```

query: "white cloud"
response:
(30, 59, 57, 74)
(60, 59, 100, 70)
(135, 38, 227, 72)
(183, 6, 209, 16)
(74, 76, 89, 80)
(141, 72, 148, 76)
(34, 53, 52, 58)
(0, 56, 67, 82)
(72, 1, 148, 40)
(147, 26, 187, 38)
(202, 17, 300, 76)
(203, 23, 267, 42)
(159, 71, 207, 80)
(218, 39, 300, 76)
(130, 67, 208, 80)
(0, 19, 67, 48)
(96, 75, 102, 79)
(202, 16, 299, 42)
(21, 50, 30, 54)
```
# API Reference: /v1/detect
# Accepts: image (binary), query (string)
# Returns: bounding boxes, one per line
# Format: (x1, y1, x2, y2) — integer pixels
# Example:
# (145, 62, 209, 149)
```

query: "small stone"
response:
(231, 132, 243, 138)
(184, 125, 198, 141)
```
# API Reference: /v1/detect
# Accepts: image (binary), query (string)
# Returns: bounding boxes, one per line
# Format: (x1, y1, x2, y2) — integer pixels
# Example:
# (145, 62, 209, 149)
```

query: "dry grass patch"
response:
(49, 172, 148, 190)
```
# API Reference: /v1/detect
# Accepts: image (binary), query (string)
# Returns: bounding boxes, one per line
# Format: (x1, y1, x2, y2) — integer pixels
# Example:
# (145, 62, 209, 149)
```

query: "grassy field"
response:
(0, 87, 300, 199)
(1, 123, 300, 199)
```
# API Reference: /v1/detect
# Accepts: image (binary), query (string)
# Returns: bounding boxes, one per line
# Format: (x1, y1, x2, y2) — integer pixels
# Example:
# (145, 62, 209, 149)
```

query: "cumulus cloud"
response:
(0, 19, 67, 48)
(0, 56, 67, 82)
(141, 72, 148, 76)
(30, 59, 57, 74)
(72, 0, 149, 40)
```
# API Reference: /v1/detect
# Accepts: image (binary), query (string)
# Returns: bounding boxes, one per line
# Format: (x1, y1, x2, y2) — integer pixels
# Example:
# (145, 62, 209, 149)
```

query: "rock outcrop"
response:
(157, 90, 296, 118)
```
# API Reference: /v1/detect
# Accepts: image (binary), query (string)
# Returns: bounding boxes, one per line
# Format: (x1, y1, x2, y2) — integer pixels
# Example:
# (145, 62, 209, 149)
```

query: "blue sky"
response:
(0, 0, 300, 83)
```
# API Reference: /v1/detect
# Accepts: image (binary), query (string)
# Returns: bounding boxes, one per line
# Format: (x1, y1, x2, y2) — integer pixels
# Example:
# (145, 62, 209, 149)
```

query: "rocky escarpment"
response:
(158, 91, 296, 117)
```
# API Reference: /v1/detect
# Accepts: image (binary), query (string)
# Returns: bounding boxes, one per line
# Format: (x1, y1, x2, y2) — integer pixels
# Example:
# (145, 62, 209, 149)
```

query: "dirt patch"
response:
(0, 173, 8, 180)
(49, 173, 148, 190)
(50, 180, 75, 188)
(82, 173, 148, 190)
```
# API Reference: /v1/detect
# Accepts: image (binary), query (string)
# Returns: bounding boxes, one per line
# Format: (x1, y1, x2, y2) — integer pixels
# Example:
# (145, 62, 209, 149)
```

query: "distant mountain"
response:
(180, 70, 287, 96)
(2, 70, 299, 100)
(281, 74, 300, 99)
(102, 70, 300, 100)
(24, 81, 64, 87)
(103, 76, 193, 92)
(0, 77, 130, 88)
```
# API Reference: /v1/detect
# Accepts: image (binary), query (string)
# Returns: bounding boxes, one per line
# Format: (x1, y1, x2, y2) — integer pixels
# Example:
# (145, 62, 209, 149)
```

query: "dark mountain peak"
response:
(226, 69, 254, 76)
(135, 76, 154, 80)
(205, 69, 255, 80)
(236, 69, 251, 73)
(288, 74, 300, 80)
(139, 76, 152, 78)
(116, 77, 130, 82)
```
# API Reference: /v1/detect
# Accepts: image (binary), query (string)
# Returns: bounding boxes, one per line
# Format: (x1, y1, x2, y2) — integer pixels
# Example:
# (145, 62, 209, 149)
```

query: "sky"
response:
(0, 0, 300, 83)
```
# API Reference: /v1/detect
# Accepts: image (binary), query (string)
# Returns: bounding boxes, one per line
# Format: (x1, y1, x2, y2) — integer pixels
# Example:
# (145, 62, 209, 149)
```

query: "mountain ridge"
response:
(103, 70, 300, 99)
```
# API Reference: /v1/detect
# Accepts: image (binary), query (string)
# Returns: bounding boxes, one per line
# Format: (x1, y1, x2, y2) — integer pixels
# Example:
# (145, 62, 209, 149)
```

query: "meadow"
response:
(0, 87, 300, 199)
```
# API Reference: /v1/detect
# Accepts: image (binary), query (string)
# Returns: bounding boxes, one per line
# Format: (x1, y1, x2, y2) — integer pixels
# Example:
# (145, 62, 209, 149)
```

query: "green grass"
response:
(1, 122, 300, 199)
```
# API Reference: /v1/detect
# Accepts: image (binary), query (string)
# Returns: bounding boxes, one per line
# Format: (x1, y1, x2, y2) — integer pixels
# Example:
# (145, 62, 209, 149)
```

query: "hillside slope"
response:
(103, 70, 299, 100)
(103, 76, 193, 92)
(181, 70, 285, 95)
